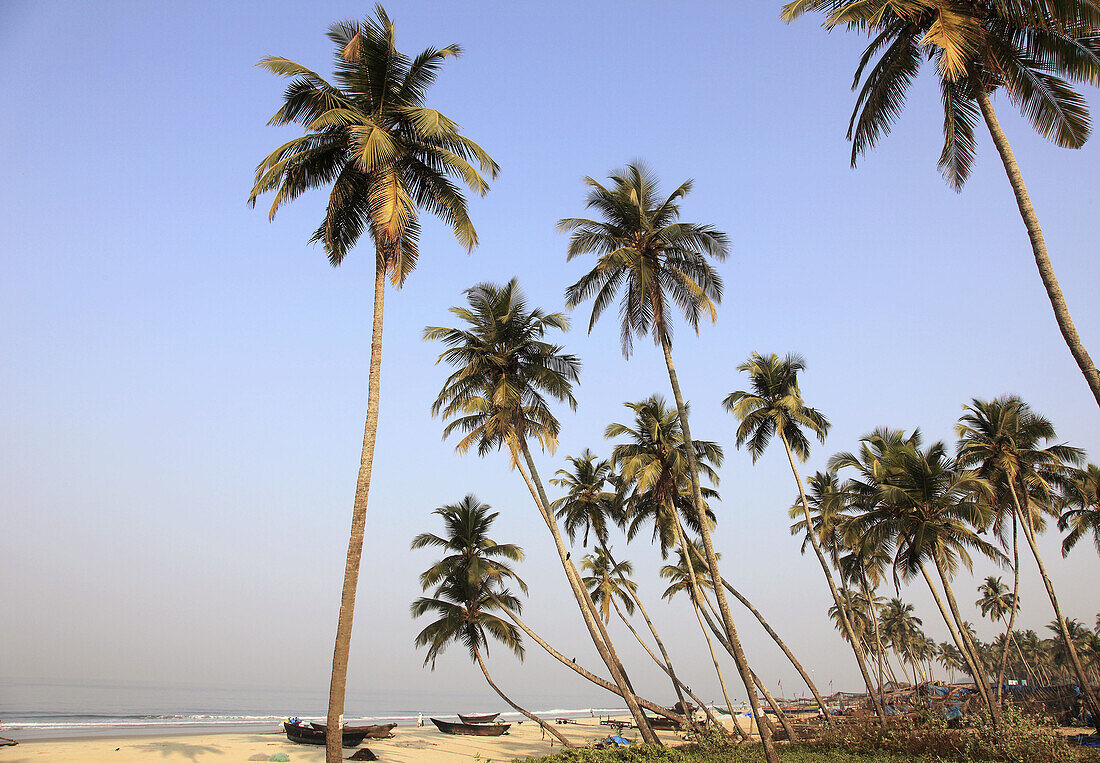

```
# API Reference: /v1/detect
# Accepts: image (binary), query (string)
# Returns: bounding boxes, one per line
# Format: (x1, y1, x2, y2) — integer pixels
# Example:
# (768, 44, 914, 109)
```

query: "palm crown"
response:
(724, 352, 830, 463)
(550, 450, 619, 548)
(249, 5, 498, 276)
(559, 163, 729, 357)
(606, 396, 721, 557)
(425, 279, 580, 457)
(781, 1, 1100, 189)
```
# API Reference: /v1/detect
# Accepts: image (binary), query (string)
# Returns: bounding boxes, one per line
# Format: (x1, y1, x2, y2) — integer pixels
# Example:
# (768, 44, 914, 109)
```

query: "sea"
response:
(0, 677, 625, 740)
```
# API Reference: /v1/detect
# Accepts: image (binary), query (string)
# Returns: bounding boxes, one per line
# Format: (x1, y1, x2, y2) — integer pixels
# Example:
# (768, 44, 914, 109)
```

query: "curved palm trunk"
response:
(600, 543, 709, 733)
(515, 438, 659, 744)
(472, 645, 573, 747)
(668, 518, 744, 727)
(608, 598, 723, 734)
(975, 89, 1100, 409)
(1009, 485, 1100, 732)
(718, 578, 834, 726)
(921, 561, 998, 722)
(325, 260, 387, 763)
(997, 515, 1021, 699)
(779, 430, 885, 718)
(695, 594, 793, 742)
(936, 562, 998, 711)
(492, 597, 682, 722)
(858, 573, 888, 699)
(657, 334, 779, 763)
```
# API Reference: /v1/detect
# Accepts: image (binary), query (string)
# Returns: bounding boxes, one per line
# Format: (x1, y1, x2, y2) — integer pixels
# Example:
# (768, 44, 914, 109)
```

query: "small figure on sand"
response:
(417, 712, 423, 727)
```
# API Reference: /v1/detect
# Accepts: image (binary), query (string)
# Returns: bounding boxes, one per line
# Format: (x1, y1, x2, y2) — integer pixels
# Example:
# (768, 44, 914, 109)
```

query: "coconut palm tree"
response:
(956, 396, 1098, 728)
(841, 437, 1004, 719)
(1060, 463, 1100, 556)
(606, 396, 720, 558)
(425, 279, 657, 742)
(410, 496, 571, 746)
(879, 598, 924, 687)
(976, 575, 1021, 698)
(249, 10, 498, 756)
(725, 352, 884, 717)
(550, 451, 707, 728)
(550, 450, 619, 549)
(557, 164, 778, 760)
(782, 0, 1100, 409)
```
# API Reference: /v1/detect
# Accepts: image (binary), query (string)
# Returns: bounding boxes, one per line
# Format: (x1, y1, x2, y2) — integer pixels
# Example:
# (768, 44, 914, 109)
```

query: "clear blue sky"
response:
(2, 0, 1097, 709)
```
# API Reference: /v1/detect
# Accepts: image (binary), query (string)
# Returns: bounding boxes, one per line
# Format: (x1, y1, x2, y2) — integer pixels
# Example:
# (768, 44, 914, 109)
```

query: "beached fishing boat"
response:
(646, 715, 684, 731)
(309, 721, 396, 739)
(430, 717, 510, 736)
(283, 720, 367, 747)
(457, 712, 500, 724)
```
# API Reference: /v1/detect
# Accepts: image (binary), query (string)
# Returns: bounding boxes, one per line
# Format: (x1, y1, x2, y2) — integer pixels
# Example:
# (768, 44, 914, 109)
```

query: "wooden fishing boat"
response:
(430, 717, 510, 736)
(458, 713, 501, 724)
(645, 715, 684, 731)
(309, 721, 396, 739)
(283, 720, 366, 747)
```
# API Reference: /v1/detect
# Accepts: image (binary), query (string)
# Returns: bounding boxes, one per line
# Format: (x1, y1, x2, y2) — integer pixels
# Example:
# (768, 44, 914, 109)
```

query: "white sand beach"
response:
(0, 717, 749, 762)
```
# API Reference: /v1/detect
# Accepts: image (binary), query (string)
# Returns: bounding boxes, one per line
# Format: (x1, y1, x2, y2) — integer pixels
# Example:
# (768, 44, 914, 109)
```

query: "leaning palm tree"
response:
(976, 575, 1021, 699)
(558, 164, 778, 761)
(956, 396, 1098, 728)
(782, 1, 1100, 409)
(879, 598, 924, 687)
(550, 451, 707, 729)
(1060, 463, 1100, 556)
(725, 352, 883, 717)
(425, 279, 658, 743)
(249, 10, 498, 757)
(842, 437, 1005, 720)
(410, 497, 571, 746)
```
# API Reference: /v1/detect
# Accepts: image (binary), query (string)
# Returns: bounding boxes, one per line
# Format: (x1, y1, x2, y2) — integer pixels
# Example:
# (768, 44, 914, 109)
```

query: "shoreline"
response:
(0, 716, 728, 761)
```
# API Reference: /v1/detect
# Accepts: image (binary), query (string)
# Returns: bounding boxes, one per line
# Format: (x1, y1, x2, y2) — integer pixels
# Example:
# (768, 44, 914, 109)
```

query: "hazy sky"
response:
(2, 1, 1098, 710)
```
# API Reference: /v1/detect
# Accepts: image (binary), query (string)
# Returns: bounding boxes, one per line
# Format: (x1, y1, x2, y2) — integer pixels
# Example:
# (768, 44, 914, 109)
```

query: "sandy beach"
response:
(0, 717, 740, 762)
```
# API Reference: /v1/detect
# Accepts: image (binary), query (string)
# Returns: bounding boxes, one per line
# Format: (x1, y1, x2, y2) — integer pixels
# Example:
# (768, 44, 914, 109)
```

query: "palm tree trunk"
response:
(325, 258, 387, 763)
(974, 88, 1100, 409)
(1008, 483, 1100, 732)
(608, 598, 723, 734)
(515, 437, 659, 744)
(601, 543, 711, 733)
(779, 430, 885, 718)
(472, 644, 573, 747)
(923, 561, 998, 722)
(657, 333, 779, 763)
(694, 596, 793, 742)
(668, 517, 744, 726)
(859, 573, 888, 699)
(997, 515, 1021, 699)
(717, 578, 834, 725)
(492, 597, 683, 722)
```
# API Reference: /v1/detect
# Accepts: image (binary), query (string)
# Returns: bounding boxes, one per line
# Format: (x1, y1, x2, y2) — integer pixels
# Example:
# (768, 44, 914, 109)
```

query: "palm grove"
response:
(250, 3, 1100, 760)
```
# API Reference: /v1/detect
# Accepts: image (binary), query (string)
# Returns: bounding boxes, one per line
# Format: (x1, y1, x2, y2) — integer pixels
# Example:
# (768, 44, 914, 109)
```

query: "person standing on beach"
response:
(417, 713, 423, 727)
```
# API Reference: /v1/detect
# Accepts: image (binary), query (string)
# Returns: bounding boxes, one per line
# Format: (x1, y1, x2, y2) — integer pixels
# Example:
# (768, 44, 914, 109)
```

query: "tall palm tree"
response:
(976, 575, 1021, 698)
(410, 496, 571, 746)
(782, 1, 1100, 409)
(725, 352, 884, 717)
(1060, 463, 1100, 556)
(840, 437, 1004, 719)
(557, 164, 777, 760)
(249, 10, 497, 757)
(425, 279, 658, 742)
(605, 397, 745, 730)
(550, 451, 706, 728)
(956, 396, 1098, 728)
(581, 549, 637, 625)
